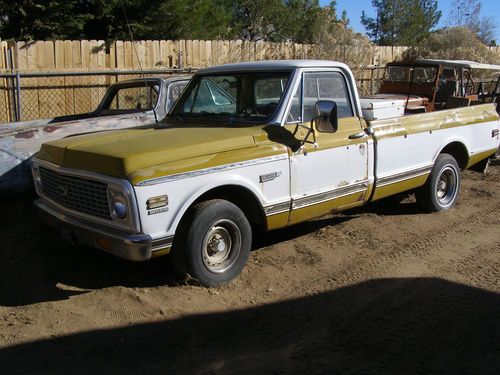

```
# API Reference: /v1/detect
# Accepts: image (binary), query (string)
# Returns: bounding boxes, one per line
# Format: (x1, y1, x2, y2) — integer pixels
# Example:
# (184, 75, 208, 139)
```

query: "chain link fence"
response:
(0, 69, 194, 124)
(0, 66, 386, 124)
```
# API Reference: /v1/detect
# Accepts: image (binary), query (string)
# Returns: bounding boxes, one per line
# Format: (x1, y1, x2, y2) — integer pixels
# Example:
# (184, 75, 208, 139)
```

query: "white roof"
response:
(416, 59, 500, 71)
(197, 60, 349, 74)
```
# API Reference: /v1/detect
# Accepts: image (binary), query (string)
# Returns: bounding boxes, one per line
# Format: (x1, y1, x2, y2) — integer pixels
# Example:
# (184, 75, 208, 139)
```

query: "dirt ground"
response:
(0, 162, 499, 374)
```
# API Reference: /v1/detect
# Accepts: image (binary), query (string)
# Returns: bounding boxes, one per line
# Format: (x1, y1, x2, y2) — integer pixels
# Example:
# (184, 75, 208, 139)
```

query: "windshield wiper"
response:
(198, 111, 233, 117)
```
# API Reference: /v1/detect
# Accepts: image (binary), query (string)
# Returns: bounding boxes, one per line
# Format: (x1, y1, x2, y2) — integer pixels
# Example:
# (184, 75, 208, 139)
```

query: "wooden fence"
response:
(0, 40, 430, 71)
(1, 39, 499, 123)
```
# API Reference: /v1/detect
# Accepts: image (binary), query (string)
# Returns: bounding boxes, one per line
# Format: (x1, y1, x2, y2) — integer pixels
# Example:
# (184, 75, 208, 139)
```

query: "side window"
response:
(302, 72, 353, 122)
(166, 81, 188, 112)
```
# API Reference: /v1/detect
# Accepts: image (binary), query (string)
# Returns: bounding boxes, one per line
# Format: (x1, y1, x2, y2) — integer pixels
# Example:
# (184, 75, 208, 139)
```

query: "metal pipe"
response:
(404, 64, 416, 112)
(10, 76, 17, 122)
(15, 72, 21, 121)
(491, 75, 500, 103)
(178, 51, 183, 69)
(0, 68, 195, 79)
(6, 48, 16, 122)
(460, 67, 464, 97)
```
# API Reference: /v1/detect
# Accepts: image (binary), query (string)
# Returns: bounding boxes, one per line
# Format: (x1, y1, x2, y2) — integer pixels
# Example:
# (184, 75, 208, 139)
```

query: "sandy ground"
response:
(0, 163, 499, 374)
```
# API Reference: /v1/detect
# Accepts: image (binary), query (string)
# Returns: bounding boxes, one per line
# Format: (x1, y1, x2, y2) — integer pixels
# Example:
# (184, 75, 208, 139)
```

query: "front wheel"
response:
(171, 199, 252, 287)
(416, 153, 460, 212)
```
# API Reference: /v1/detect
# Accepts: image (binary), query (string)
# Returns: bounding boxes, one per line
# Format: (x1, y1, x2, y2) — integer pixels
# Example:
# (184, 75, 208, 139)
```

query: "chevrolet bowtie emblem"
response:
(56, 185, 68, 197)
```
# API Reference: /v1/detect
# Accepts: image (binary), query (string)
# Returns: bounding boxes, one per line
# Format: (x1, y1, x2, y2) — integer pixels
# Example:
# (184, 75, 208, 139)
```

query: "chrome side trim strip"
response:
(136, 154, 289, 186)
(377, 165, 433, 187)
(152, 235, 174, 251)
(264, 201, 291, 216)
(292, 180, 369, 210)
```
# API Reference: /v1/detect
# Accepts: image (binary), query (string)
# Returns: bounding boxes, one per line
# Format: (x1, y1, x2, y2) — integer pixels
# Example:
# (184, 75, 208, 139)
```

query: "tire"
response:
(171, 199, 252, 287)
(416, 153, 460, 212)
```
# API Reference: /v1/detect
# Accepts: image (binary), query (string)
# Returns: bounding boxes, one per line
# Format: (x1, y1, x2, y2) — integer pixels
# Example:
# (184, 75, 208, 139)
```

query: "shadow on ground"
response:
(0, 277, 498, 374)
(0, 193, 179, 306)
(0, 192, 426, 307)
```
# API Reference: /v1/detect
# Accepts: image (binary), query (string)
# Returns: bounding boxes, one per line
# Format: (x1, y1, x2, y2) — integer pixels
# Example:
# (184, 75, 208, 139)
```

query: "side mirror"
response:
(313, 100, 338, 133)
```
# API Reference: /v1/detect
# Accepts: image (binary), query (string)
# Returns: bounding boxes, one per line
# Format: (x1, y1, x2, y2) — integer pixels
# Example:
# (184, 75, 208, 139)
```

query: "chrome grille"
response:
(39, 166, 111, 219)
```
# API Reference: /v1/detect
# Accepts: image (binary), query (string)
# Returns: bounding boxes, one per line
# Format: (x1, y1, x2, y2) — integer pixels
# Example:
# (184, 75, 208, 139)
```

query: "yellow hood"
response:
(37, 125, 263, 179)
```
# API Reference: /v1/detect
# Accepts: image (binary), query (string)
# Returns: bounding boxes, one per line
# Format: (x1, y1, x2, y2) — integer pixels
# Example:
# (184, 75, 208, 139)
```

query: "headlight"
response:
(108, 189, 128, 220)
(32, 164, 42, 191)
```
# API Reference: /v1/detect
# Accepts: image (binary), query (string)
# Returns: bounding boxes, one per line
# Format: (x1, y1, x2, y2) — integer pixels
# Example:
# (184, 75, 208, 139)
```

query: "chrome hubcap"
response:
(202, 219, 241, 273)
(436, 166, 457, 206)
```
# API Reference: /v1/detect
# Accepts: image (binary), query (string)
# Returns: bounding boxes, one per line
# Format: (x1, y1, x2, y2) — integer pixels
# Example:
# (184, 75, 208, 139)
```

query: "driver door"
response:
(287, 71, 370, 224)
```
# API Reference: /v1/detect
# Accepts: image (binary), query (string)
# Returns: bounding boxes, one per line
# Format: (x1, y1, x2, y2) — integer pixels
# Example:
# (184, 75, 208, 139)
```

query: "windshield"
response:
(171, 72, 291, 123)
(386, 65, 438, 83)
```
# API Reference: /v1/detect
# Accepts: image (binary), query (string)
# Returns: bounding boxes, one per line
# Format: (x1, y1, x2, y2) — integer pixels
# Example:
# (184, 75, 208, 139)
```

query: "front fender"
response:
(167, 174, 266, 233)
(135, 154, 290, 239)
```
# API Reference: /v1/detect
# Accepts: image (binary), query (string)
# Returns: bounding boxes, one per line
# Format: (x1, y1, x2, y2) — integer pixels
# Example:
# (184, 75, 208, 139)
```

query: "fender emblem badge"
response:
(259, 171, 282, 183)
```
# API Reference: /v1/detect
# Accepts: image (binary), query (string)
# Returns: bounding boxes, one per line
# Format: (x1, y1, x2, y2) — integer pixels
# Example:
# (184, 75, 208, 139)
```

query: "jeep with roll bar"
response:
(365, 59, 500, 113)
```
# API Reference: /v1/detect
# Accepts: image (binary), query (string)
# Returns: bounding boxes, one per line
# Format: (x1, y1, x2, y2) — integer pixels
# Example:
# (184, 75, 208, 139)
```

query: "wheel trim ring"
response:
(201, 219, 242, 274)
(435, 165, 458, 206)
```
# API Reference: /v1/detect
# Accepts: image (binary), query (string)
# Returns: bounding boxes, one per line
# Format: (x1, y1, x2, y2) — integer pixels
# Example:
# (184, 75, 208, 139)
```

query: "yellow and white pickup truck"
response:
(31, 60, 500, 286)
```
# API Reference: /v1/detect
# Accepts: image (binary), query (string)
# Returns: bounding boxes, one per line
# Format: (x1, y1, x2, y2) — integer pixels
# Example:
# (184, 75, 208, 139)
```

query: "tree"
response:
(0, 0, 94, 40)
(477, 16, 496, 45)
(314, 1, 372, 74)
(446, 0, 481, 30)
(229, 0, 324, 43)
(361, 0, 441, 46)
(445, 0, 498, 47)
(0, 0, 333, 43)
(81, 0, 164, 40)
(411, 26, 499, 63)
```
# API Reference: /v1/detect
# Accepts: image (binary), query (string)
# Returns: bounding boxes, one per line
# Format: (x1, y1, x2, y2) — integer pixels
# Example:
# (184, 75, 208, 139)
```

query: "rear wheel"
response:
(416, 153, 460, 212)
(171, 199, 252, 287)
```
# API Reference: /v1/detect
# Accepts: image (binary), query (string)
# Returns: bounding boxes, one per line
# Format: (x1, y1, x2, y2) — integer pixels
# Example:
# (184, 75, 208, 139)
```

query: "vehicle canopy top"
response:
(415, 59, 500, 71)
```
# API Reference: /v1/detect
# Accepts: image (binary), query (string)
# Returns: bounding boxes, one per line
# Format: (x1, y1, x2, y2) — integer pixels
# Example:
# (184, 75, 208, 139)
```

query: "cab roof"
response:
(197, 60, 349, 74)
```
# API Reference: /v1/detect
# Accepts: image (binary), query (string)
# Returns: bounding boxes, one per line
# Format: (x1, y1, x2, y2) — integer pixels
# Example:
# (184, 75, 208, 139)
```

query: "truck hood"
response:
(36, 125, 264, 179)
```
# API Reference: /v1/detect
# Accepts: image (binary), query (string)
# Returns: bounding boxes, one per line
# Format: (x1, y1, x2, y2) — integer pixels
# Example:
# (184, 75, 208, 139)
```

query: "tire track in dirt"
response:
(439, 242, 500, 290)
(403, 203, 500, 256)
(288, 202, 500, 294)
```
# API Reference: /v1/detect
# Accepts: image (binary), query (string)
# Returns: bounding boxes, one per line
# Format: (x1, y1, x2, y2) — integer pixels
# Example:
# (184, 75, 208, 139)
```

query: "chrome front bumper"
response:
(35, 199, 153, 261)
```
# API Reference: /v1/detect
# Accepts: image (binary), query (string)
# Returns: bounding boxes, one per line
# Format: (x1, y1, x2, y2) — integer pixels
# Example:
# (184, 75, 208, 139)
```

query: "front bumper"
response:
(35, 199, 153, 261)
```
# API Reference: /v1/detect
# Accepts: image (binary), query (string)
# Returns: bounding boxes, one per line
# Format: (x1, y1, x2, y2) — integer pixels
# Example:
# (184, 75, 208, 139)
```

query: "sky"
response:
(319, 0, 500, 43)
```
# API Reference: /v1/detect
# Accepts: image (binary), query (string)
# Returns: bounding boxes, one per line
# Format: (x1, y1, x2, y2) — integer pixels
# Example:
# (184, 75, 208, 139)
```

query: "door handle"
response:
(348, 132, 367, 140)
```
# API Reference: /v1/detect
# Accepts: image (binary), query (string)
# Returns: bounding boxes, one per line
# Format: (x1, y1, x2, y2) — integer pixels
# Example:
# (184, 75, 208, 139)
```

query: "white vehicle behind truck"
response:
(31, 60, 500, 286)
(0, 76, 189, 195)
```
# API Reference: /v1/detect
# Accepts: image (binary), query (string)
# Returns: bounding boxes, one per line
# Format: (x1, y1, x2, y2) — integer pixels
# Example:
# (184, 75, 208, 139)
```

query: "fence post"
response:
(178, 50, 183, 69)
(6, 48, 19, 122)
(15, 72, 21, 121)
(370, 67, 374, 95)
(9, 76, 17, 122)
